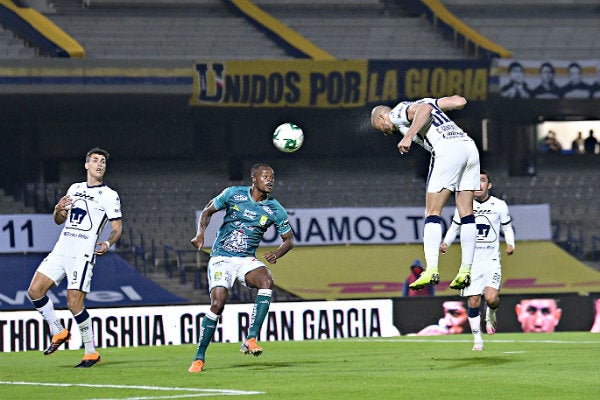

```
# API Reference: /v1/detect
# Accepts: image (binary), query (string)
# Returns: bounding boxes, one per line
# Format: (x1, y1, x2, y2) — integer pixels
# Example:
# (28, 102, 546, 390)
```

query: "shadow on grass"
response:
(431, 356, 517, 367)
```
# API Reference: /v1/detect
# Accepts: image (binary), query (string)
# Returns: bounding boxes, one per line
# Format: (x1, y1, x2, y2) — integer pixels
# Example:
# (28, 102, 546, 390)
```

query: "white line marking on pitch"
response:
(0, 381, 264, 398)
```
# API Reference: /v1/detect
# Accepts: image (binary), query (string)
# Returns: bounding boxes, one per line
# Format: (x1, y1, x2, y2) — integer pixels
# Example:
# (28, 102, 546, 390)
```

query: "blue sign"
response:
(0, 253, 187, 310)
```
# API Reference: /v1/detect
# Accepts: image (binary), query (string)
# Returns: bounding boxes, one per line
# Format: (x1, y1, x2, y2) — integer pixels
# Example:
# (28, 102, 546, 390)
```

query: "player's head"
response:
(250, 163, 274, 194)
(442, 301, 467, 333)
(370, 105, 396, 135)
(86, 147, 109, 163)
(515, 298, 562, 333)
(85, 147, 110, 180)
(475, 170, 492, 201)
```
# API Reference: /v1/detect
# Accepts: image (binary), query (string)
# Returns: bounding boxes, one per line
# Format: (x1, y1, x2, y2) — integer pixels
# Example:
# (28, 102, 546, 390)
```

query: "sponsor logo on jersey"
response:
(262, 205, 274, 215)
(243, 209, 257, 220)
(233, 194, 248, 201)
(73, 191, 95, 201)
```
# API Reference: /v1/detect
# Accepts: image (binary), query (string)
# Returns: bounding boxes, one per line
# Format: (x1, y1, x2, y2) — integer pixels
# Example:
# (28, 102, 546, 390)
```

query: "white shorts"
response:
(427, 139, 480, 193)
(207, 255, 267, 292)
(461, 258, 502, 297)
(37, 252, 95, 293)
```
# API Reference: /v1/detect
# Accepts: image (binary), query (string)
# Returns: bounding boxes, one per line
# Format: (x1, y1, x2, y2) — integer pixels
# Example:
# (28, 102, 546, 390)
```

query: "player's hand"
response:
(440, 242, 448, 254)
(506, 245, 515, 256)
(398, 137, 411, 154)
(264, 251, 277, 264)
(55, 195, 72, 212)
(191, 235, 204, 250)
(94, 241, 110, 256)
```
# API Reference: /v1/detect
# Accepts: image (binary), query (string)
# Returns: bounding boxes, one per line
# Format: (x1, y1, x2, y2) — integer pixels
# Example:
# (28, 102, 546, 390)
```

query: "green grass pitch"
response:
(2, 332, 600, 399)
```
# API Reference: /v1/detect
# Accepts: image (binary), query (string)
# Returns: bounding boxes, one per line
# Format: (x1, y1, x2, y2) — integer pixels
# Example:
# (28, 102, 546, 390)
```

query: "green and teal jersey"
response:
(211, 186, 291, 257)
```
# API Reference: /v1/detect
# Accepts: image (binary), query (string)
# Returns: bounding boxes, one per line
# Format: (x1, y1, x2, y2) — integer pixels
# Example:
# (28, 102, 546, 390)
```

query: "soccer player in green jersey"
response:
(188, 163, 294, 373)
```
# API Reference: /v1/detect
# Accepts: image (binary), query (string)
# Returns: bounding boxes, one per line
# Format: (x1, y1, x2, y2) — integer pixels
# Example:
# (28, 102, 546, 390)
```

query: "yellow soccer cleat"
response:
(409, 269, 440, 290)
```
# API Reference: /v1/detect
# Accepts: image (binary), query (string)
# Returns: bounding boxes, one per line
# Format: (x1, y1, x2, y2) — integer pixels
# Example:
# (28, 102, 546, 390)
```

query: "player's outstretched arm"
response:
(191, 199, 218, 250)
(437, 95, 467, 111)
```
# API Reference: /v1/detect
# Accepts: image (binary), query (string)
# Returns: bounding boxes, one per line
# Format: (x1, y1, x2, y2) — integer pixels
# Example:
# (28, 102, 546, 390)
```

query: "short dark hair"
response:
(250, 163, 272, 178)
(481, 169, 491, 183)
(86, 147, 110, 162)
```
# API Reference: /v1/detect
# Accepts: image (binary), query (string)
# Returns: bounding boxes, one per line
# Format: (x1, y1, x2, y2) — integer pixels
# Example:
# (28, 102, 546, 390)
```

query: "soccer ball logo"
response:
(272, 123, 304, 153)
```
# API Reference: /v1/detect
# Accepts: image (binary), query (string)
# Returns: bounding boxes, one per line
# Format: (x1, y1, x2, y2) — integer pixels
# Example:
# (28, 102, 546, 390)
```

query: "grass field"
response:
(2, 332, 600, 399)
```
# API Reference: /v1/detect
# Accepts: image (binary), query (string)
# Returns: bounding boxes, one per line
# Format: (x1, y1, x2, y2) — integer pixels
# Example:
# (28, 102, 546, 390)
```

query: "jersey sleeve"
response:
(499, 200, 516, 247)
(389, 101, 411, 126)
(212, 187, 234, 210)
(499, 200, 512, 225)
(105, 189, 122, 220)
(274, 205, 292, 236)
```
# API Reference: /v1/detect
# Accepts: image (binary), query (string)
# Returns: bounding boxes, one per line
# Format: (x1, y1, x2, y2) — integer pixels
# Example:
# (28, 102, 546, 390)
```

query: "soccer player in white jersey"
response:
(187, 163, 294, 373)
(440, 170, 515, 350)
(371, 95, 480, 291)
(27, 147, 122, 367)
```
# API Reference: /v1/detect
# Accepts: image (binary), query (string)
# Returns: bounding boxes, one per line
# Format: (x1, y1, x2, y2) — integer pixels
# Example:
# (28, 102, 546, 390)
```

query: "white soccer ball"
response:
(272, 123, 304, 153)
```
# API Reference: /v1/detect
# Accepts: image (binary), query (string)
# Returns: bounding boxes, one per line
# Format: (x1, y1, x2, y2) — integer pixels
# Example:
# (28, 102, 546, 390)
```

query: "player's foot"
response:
(43, 328, 71, 355)
(240, 338, 263, 357)
(75, 351, 101, 368)
(408, 269, 440, 290)
(188, 359, 204, 373)
(449, 268, 471, 290)
(486, 307, 497, 335)
(472, 340, 484, 351)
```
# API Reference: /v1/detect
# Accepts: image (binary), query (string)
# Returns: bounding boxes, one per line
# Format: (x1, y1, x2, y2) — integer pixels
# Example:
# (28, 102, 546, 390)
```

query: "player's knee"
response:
(486, 296, 500, 308)
(255, 274, 273, 289)
(210, 299, 226, 314)
(27, 286, 42, 301)
(248, 268, 273, 289)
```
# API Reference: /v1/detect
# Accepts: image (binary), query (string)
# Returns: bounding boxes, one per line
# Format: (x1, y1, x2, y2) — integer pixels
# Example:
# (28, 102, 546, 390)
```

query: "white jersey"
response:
(389, 97, 473, 153)
(51, 182, 121, 261)
(444, 195, 515, 262)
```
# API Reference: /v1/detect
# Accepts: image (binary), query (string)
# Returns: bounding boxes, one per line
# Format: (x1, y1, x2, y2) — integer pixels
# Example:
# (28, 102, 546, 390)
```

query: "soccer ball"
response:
(272, 123, 304, 153)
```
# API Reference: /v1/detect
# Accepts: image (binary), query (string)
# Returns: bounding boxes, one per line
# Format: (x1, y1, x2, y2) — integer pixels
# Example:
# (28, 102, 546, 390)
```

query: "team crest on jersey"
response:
(67, 199, 93, 231)
(259, 215, 268, 226)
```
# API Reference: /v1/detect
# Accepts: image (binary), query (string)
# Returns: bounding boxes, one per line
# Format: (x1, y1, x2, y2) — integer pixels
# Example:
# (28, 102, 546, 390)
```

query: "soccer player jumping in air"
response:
(371, 95, 480, 291)
(188, 163, 294, 373)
